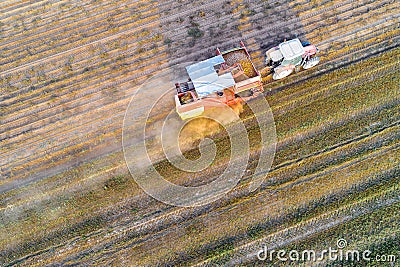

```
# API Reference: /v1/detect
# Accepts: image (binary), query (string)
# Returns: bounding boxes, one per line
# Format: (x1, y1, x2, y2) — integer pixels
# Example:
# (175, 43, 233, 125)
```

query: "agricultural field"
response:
(0, 0, 399, 266)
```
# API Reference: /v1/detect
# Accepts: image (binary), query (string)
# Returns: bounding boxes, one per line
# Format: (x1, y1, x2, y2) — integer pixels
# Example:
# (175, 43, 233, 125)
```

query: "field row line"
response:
(3, 0, 390, 97)
(0, 0, 52, 18)
(125, 143, 400, 266)
(3, 100, 399, 231)
(3, 0, 314, 60)
(3, 11, 396, 115)
(0, 52, 167, 125)
(2, 39, 396, 177)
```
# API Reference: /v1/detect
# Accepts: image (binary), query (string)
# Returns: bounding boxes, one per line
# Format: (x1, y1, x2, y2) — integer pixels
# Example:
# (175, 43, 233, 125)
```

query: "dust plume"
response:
(178, 102, 244, 151)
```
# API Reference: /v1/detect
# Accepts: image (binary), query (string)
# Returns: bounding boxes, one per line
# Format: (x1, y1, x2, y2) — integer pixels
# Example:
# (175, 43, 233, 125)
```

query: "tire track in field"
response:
(2, 40, 396, 178)
(0, 1, 396, 262)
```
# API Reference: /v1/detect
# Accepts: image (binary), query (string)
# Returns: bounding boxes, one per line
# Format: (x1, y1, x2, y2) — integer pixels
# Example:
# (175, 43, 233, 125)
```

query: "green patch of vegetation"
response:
(188, 27, 204, 38)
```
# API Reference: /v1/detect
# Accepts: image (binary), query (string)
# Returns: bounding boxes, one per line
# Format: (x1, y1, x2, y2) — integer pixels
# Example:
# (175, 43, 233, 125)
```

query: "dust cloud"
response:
(178, 102, 244, 151)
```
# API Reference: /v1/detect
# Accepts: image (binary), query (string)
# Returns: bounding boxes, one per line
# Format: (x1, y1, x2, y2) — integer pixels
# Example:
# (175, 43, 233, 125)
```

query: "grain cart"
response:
(175, 42, 263, 120)
(265, 38, 320, 80)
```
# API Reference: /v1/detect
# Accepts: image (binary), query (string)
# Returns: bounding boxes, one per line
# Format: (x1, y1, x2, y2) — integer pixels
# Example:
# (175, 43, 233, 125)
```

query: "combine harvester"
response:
(174, 39, 319, 119)
(175, 42, 263, 120)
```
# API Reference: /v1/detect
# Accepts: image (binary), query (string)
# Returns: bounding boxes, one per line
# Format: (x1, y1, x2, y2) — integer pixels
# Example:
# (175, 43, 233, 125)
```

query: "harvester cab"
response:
(265, 38, 320, 80)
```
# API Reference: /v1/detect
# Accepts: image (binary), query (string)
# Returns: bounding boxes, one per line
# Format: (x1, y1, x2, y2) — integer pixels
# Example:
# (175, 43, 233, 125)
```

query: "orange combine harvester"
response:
(174, 42, 263, 120)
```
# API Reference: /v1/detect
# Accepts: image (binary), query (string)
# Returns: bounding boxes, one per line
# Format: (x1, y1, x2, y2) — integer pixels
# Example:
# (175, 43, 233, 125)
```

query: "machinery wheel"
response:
(272, 68, 293, 80)
(303, 56, 320, 69)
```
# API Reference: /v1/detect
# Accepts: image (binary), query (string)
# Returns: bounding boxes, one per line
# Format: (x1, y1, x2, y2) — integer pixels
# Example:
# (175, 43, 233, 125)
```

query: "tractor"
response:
(264, 38, 320, 80)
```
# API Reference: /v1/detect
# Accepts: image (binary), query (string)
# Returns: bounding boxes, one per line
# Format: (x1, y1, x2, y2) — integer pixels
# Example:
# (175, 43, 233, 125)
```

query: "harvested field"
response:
(0, 0, 399, 266)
